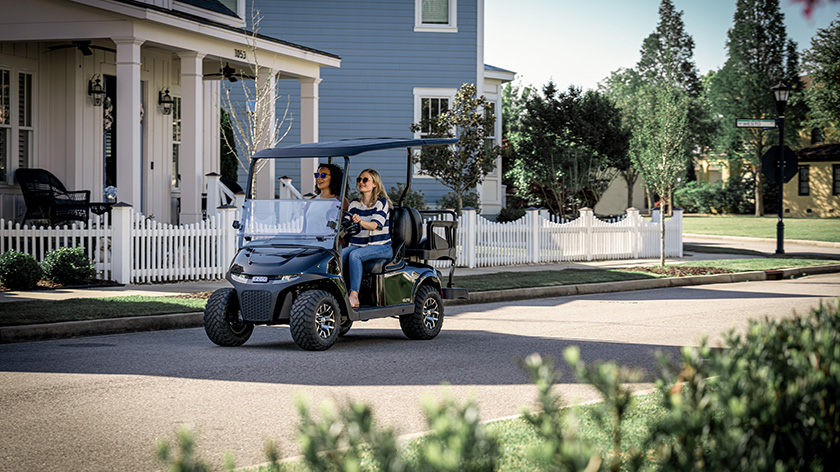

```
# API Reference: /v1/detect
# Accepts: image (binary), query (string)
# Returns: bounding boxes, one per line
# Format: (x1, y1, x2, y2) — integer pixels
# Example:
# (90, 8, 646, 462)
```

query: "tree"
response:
(637, 0, 701, 95)
(507, 82, 629, 218)
(410, 83, 501, 214)
(220, 7, 293, 191)
(630, 86, 691, 267)
(707, 0, 803, 216)
(801, 15, 840, 141)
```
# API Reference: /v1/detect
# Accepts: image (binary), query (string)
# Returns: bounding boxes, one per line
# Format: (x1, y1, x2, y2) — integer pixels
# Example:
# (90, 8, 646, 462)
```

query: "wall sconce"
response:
(88, 74, 105, 107)
(158, 88, 174, 115)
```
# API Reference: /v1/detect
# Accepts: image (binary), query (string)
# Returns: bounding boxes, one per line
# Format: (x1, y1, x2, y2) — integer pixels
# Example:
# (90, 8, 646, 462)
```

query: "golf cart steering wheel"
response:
(340, 210, 361, 236)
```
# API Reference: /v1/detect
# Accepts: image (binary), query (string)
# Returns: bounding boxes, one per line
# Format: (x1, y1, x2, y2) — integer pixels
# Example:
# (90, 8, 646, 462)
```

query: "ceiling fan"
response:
(204, 63, 255, 82)
(45, 40, 115, 56)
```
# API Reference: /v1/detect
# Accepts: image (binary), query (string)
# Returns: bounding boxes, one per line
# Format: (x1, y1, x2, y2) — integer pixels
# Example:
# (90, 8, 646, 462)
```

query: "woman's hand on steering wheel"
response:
(340, 210, 361, 236)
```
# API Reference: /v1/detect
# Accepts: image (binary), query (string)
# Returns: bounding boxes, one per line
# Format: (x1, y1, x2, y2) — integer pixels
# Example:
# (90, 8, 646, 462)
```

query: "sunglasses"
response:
(314, 172, 330, 179)
(356, 177, 371, 184)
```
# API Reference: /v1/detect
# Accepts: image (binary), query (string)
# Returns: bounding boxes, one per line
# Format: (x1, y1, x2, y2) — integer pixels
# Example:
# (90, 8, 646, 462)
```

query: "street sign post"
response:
(736, 119, 778, 129)
(761, 145, 798, 184)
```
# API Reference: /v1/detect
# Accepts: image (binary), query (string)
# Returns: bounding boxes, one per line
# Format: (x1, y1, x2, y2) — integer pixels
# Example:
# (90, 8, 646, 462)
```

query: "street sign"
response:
(761, 145, 798, 184)
(736, 119, 778, 129)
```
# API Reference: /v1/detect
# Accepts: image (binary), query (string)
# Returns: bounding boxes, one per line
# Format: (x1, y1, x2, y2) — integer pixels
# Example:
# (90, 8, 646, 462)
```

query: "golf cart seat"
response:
(362, 207, 457, 275)
(362, 206, 419, 275)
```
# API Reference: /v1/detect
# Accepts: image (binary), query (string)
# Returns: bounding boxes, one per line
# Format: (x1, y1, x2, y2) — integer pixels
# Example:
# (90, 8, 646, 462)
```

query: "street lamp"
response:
(771, 82, 791, 254)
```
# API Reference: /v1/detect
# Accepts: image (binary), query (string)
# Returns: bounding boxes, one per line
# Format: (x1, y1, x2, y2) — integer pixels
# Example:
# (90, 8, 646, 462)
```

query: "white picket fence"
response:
(445, 208, 682, 268)
(1, 205, 682, 284)
(0, 215, 114, 281)
(0, 205, 238, 284)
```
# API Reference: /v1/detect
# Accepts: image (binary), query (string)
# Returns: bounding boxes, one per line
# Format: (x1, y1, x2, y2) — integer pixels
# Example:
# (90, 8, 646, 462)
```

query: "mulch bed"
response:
(621, 266, 733, 277)
(172, 291, 214, 299)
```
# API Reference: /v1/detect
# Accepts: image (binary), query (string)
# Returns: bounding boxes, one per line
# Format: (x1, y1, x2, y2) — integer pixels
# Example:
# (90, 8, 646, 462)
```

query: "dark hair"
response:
(316, 163, 343, 197)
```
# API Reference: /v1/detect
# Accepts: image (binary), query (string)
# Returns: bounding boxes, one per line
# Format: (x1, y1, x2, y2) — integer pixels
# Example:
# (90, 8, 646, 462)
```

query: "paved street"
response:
(1, 273, 838, 471)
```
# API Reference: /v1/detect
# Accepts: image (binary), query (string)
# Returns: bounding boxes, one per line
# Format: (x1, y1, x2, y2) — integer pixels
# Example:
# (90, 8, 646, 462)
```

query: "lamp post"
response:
(771, 81, 791, 254)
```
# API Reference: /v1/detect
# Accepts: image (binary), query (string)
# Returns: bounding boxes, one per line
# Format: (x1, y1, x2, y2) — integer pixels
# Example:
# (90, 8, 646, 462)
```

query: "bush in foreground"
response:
(0, 250, 42, 290)
(158, 300, 840, 471)
(41, 246, 96, 285)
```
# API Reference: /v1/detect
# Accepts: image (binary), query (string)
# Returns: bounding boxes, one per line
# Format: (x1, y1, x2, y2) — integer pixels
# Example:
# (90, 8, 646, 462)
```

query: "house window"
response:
(172, 96, 181, 189)
(413, 88, 456, 176)
(415, 0, 457, 32)
(0, 68, 34, 184)
(798, 165, 809, 196)
(833, 164, 840, 196)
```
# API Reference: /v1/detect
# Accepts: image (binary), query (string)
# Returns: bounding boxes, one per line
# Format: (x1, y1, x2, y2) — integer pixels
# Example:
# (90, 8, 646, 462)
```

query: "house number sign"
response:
(235, 49, 247, 59)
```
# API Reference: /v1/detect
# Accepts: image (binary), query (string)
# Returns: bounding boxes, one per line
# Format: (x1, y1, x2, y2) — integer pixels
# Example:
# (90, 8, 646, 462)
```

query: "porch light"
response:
(158, 88, 174, 115)
(88, 75, 106, 107)
(771, 82, 791, 116)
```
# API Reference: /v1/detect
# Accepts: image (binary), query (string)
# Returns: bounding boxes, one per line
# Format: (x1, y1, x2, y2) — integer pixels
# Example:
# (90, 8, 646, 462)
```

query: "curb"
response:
(2, 265, 839, 343)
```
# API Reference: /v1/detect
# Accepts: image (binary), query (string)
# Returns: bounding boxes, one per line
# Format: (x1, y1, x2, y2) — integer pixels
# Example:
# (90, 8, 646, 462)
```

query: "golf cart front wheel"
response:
(204, 288, 254, 346)
(400, 285, 444, 340)
(289, 290, 340, 351)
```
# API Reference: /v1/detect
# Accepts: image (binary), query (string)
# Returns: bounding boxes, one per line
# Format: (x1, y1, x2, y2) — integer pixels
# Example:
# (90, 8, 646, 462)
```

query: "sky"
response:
(484, 0, 840, 92)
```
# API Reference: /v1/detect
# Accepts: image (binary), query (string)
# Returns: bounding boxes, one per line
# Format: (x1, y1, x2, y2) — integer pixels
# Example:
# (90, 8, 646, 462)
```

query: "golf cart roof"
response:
(252, 138, 458, 159)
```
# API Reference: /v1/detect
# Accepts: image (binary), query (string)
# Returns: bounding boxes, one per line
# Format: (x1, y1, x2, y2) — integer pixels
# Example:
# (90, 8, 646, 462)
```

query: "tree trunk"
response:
(660, 215, 666, 267)
(622, 170, 638, 209)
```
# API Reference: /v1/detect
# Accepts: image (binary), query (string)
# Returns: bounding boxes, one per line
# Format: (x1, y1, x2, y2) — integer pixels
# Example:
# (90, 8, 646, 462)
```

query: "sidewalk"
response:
(2, 235, 838, 343)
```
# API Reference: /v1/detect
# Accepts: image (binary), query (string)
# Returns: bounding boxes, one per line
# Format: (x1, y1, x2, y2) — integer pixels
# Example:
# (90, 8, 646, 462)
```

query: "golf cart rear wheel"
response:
(400, 285, 443, 340)
(204, 288, 253, 346)
(289, 290, 340, 351)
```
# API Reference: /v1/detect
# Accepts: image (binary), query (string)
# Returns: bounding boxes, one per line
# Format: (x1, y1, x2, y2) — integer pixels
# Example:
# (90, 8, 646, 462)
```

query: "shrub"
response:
(389, 182, 427, 210)
(41, 247, 95, 285)
(439, 191, 480, 212)
(496, 207, 526, 222)
(675, 176, 755, 214)
(0, 250, 42, 290)
(647, 300, 840, 471)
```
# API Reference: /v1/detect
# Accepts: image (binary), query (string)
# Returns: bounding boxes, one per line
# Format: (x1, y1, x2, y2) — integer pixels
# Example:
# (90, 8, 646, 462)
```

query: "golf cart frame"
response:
(203, 138, 468, 351)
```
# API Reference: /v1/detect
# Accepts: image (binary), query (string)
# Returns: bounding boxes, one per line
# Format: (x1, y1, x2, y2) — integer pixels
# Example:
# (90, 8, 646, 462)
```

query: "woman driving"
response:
(343, 169, 392, 308)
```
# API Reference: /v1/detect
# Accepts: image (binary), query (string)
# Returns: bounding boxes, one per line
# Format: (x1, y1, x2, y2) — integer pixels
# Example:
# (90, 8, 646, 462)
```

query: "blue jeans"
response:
(342, 243, 393, 293)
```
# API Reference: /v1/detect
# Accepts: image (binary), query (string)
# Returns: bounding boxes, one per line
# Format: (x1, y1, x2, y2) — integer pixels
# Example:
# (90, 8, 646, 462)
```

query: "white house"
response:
(0, 0, 339, 224)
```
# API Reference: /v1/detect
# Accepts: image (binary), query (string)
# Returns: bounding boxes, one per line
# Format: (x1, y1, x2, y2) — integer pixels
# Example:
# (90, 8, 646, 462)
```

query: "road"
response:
(1, 274, 839, 471)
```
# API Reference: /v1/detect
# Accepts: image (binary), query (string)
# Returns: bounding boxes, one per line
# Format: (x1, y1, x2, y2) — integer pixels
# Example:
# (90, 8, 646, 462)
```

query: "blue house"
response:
(250, 0, 514, 215)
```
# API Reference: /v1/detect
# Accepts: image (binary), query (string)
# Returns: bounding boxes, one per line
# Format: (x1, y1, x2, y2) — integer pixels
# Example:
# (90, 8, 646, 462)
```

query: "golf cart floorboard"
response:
(352, 303, 414, 321)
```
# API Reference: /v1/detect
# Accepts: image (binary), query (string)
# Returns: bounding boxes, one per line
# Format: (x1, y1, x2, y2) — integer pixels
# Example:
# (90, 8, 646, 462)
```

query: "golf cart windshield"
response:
(240, 199, 340, 249)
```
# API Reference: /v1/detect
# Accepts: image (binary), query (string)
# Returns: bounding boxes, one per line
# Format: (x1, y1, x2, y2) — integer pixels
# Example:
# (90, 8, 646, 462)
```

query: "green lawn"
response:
(682, 215, 840, 242)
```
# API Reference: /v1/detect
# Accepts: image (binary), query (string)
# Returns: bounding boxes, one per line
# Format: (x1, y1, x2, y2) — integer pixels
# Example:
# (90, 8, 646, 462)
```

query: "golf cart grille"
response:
(240, 290, 272, 322)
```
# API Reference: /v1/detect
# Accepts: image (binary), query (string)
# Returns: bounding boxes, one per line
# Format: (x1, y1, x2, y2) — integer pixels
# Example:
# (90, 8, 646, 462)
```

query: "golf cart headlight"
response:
(230, 273, 247, 284)
(276, 274, 300, 283)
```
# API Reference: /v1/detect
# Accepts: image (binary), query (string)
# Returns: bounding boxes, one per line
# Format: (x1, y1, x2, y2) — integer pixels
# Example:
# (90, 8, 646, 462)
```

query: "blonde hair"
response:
(358, 168, 391, 208)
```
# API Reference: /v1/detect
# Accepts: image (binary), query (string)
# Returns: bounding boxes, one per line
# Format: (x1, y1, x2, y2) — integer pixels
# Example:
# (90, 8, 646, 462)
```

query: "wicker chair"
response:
(15, 168, 90, 226)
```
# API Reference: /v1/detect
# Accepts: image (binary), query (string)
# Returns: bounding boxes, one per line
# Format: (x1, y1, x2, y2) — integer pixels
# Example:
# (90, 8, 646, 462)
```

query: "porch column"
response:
(178, 51, 206, 223)
(254, 69, 277, 199)
(113, 37, 145, 209)
(299, 77, 321, 196)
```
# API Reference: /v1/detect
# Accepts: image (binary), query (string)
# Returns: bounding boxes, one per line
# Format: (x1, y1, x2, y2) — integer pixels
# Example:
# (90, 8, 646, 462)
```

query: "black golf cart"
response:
(203, 138, 469, 351)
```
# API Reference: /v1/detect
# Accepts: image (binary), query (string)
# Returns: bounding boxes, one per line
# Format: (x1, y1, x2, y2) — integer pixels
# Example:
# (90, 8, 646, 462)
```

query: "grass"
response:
(683, 215, 840, 243)
(241, 392, 666, 472)
(678, 257, 839, 272)
(0, 295, 206, 327)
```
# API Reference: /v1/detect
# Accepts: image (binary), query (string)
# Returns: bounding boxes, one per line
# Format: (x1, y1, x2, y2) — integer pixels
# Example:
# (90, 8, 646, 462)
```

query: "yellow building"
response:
(783, 143, 840, 217)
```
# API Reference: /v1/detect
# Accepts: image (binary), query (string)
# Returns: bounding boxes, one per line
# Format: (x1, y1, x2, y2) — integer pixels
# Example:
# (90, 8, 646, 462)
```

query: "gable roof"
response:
(797, 143, 840, 162)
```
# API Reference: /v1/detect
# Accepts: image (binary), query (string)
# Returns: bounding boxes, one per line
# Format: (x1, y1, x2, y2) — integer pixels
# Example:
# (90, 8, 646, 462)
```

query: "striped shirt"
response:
(348, 197, 390, 246)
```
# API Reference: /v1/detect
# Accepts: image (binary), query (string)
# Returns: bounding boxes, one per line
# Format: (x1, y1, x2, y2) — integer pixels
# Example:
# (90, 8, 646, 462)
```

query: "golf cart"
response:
(204, 138, 469, 351)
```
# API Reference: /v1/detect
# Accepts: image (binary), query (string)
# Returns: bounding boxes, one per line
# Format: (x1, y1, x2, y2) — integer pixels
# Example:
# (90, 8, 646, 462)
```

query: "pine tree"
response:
(637, 0, 701, 95)
(708, 0, 803, 216)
